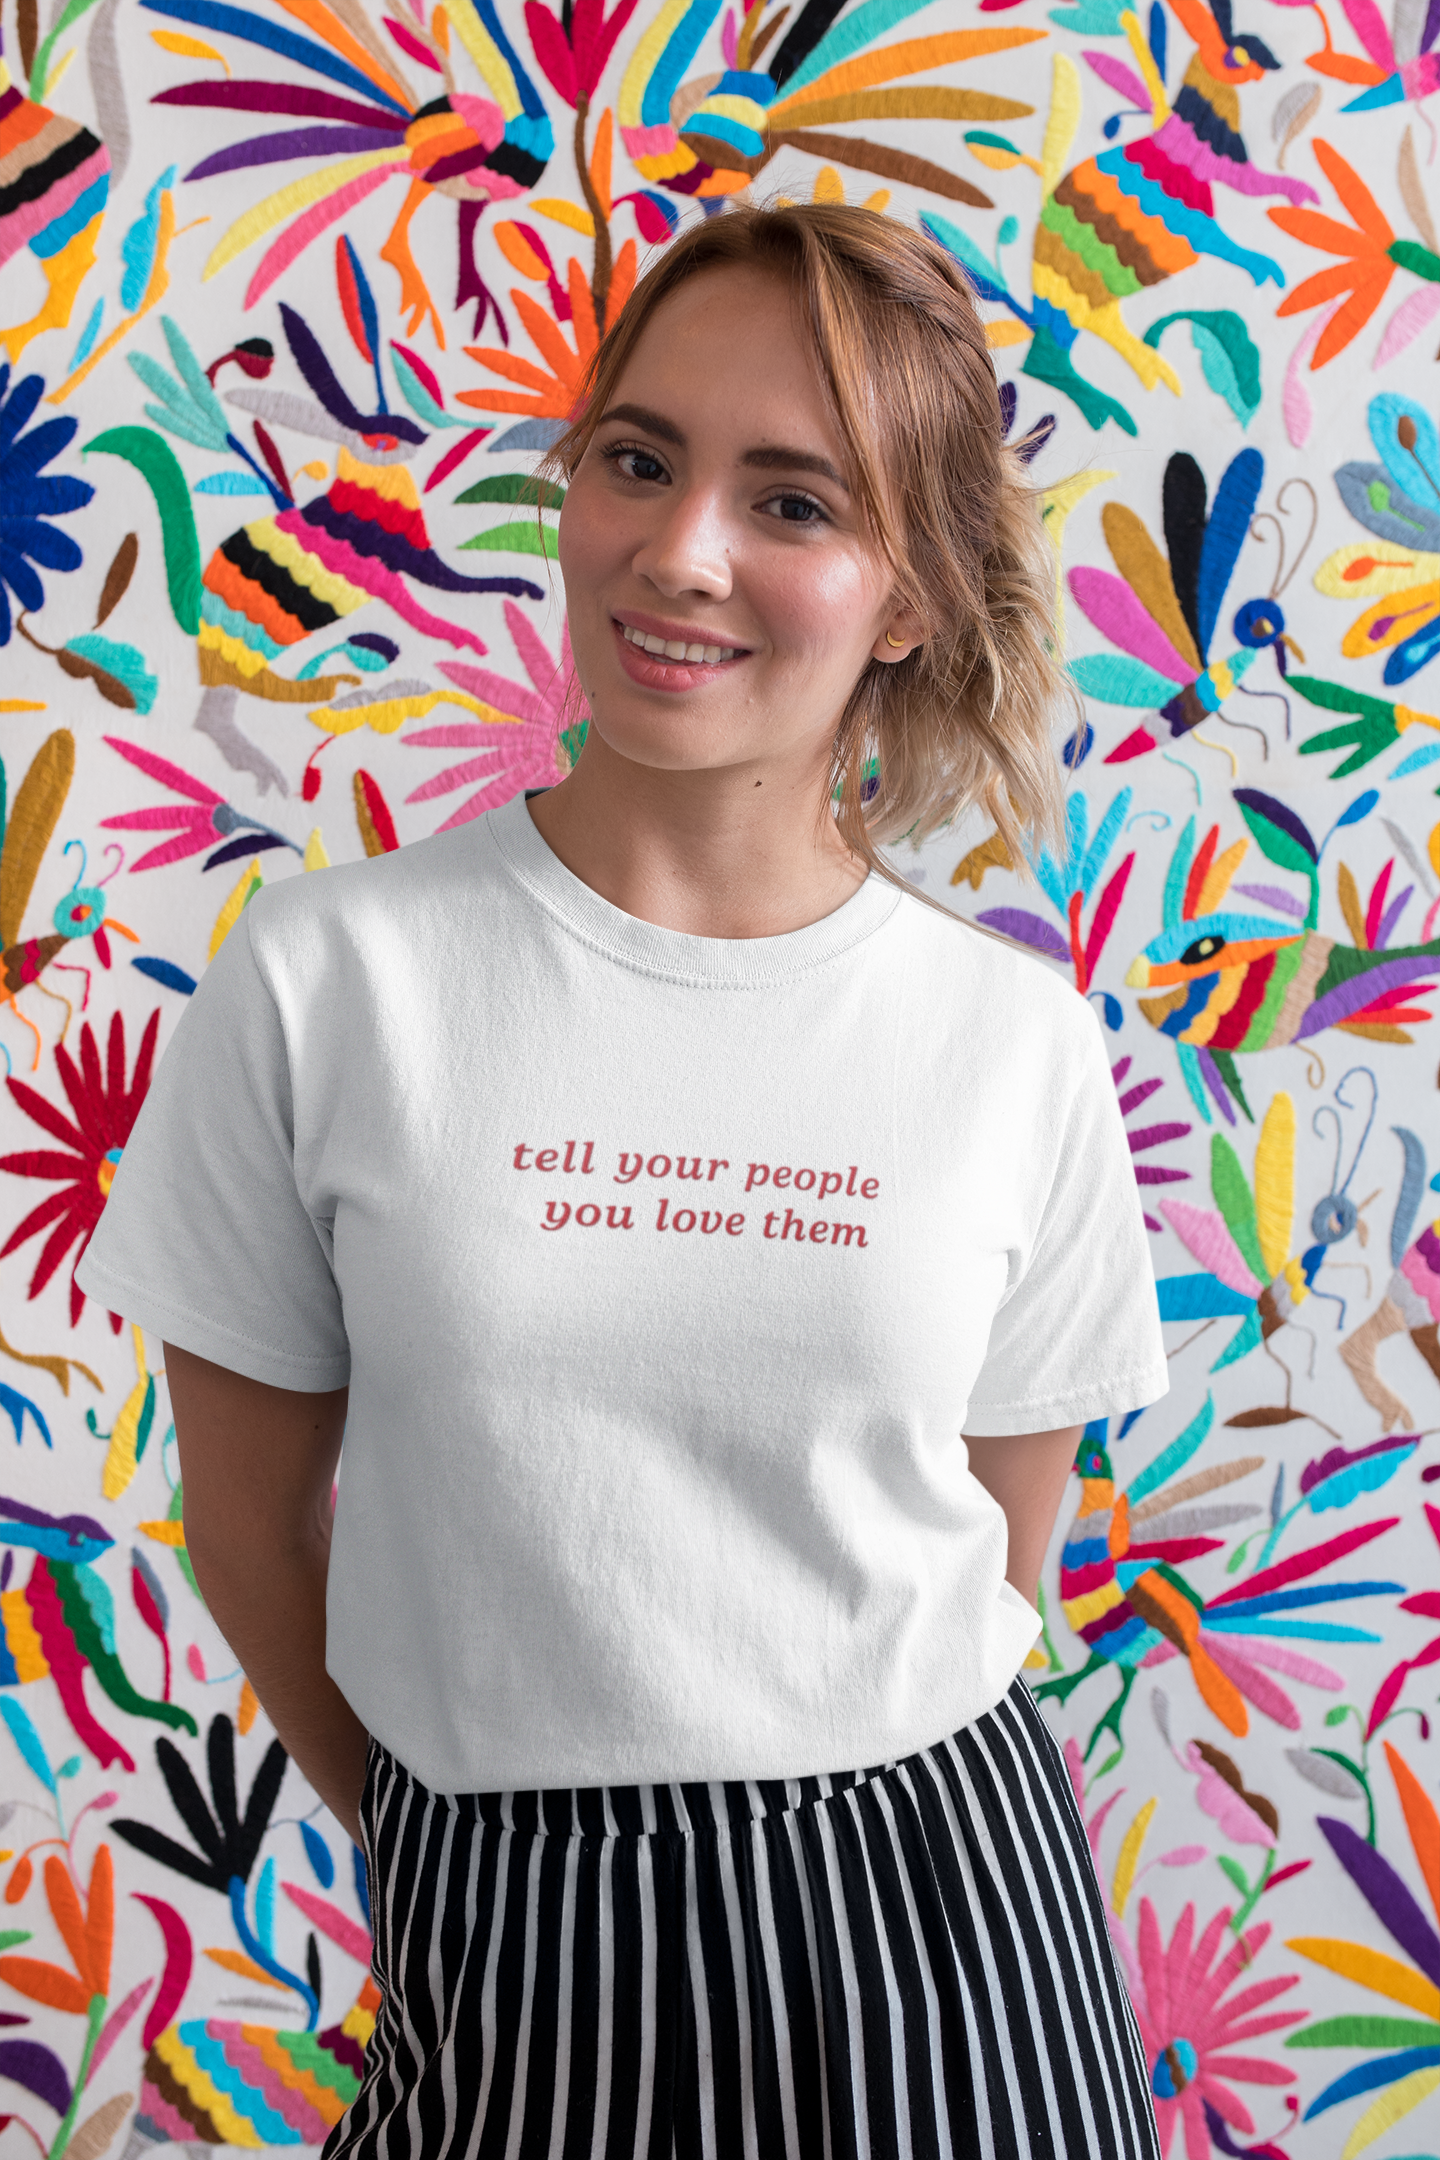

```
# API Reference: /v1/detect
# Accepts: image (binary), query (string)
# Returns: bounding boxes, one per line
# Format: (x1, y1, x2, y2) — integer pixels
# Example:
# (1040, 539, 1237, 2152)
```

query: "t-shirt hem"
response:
(74, 1255, 351, 1393)
(963, 1360, 1170, 1437)
(333, 1613, 1043, 1796)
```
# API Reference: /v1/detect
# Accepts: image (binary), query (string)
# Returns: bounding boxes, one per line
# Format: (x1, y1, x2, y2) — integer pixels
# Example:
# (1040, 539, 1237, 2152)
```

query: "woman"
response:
(79, 204, 1168, 2157)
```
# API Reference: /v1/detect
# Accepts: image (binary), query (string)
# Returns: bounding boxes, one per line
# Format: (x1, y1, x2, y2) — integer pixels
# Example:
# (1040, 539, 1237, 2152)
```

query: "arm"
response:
(166, 1343, 368, 1846)
(963, 1426, 1082, 1609)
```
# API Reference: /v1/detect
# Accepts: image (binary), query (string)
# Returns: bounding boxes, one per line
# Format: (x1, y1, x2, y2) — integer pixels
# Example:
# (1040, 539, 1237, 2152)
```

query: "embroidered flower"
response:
(0, 366, 95, 648)
(403, 601, 585, 827)
(1132, 1898, 1303, 2156)
(1269, 139, 1440, 371)
(1, 1011, 160, 1329)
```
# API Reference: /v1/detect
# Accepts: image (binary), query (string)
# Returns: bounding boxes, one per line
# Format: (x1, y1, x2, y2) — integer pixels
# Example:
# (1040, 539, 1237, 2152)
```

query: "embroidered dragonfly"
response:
(1, 731, 138, 1071)
(1156, 1092, 1331, 1371)
(1067, 449, 1304, 764)
(1126, 793, 1440, 1122)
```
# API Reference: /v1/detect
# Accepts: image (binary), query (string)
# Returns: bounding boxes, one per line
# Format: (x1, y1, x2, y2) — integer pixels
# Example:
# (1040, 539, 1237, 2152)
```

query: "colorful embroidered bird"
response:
(0, 1496, 196, 1774)
(1125, 793, 1440, 1123)
(1035, 1404, 1401, 1759)
(0, 29, 109, 363)
(1, 731, 139, 1070)
(141, 0, 553, 339)
(926, 0, 1316, 434)
(124, 1974, 379, 2151)
(614, 0, 1041, 216)
(1155, 1091, 1336, 1371)
(103, 256, 544, 796)
(1298, 0, 1440, 118)
(1341, 1126, 1440, 1430)
(1068, 448, 1304, 762)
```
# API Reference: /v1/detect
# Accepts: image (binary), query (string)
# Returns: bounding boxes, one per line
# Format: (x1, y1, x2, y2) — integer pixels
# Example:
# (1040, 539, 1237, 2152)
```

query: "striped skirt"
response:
(325, 1678, 1160, 2159)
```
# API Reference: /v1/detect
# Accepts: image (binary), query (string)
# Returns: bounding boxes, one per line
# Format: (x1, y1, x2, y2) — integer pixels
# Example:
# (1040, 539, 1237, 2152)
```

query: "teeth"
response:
(622, 624, 738, 664)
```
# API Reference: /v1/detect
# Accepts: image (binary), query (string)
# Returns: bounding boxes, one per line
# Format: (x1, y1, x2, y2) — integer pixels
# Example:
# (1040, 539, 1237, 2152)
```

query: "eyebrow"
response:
(596, 402, 850, 491)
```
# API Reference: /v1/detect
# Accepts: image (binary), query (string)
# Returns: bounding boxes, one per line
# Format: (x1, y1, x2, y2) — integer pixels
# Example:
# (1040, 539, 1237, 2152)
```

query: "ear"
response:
(872, 606, 925, 663)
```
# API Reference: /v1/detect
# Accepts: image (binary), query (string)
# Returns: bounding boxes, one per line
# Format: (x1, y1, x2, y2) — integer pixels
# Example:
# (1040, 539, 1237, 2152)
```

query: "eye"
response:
(599, 440, 668, 485)
(763, 491, 827, 526)
(1180, 933, 1227, 966)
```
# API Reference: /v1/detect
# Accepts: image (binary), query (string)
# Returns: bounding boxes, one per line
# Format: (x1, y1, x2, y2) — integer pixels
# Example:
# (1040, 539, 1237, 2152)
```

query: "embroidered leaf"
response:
(1081, 47, 1149, 104)
(459, 521, 559, 558)
(919, 211, 1014, 306)
(300, 1823, 334, 1889)
(281, 1880, 370, 1963)
(1289, 2013, 1440, 2048)
(1142, 313, 1261, 428)
(1234, 791, 1320, 921)
(1070, 653, 1180, 708)
(452, 472, 566, 507)
(81, 429, 201, 634)
(1317, 1816, 1440, 1988)
(0, 2039, 72, 2113)
(133, 1895, 192, 2047)
(974, 908, 1070, 959)
(1272, 82, 1321, 167)
(0, 1701, 55, 1796)
(1211, 1134, 1266, 1282)
(61, 2091, 134, 2160)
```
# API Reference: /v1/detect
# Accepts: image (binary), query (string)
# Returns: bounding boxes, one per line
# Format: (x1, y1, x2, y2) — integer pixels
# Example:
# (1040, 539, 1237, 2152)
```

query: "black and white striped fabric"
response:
(326, 1678, 1160, 2159)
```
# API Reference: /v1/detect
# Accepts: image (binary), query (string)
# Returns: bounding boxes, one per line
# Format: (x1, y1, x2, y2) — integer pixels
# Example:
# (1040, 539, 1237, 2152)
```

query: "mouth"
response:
(612, 615, 749, 691)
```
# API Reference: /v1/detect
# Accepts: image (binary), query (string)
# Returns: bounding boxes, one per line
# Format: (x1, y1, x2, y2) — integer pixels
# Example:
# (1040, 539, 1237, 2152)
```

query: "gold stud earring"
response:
(885, 631, 906, 648)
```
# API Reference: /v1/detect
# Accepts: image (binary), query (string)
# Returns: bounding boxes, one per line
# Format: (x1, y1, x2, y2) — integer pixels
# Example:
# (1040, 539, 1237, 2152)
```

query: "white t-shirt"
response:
(78, 793, 1167, 1794)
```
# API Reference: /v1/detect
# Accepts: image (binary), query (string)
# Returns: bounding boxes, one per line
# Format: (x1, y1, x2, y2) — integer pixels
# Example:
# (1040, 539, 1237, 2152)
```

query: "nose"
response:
(631, 483, 733, 604)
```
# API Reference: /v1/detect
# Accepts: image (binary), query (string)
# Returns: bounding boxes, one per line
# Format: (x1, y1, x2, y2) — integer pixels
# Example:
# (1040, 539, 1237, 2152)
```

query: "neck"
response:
(526, 729, 870, 939)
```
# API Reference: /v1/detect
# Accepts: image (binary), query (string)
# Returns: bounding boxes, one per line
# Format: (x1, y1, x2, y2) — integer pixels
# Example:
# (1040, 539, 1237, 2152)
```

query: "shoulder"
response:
(239, 810, 514, 974)
(890, 885, 1101, 1050)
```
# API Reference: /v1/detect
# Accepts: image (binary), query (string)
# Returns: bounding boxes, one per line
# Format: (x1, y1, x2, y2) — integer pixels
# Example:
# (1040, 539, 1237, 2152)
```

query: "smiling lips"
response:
(620, 622, 743, 664)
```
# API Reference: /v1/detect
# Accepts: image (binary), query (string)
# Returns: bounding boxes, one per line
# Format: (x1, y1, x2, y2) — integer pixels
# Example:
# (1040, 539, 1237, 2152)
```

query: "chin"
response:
(592, 714, 737, 775)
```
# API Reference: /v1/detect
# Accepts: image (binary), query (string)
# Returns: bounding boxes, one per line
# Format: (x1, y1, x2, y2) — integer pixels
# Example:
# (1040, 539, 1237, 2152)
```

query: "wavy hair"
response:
(544, 202, 1070, 871)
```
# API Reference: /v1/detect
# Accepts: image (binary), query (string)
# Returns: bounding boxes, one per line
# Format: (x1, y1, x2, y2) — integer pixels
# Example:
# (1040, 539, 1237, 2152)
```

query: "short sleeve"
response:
(75, 907, 350, 1391)
(963, 1011, 1167, 1436)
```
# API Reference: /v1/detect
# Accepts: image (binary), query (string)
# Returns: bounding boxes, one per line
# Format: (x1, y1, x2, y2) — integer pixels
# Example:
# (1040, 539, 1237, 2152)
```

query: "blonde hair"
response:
(545, 201, 1069, 872)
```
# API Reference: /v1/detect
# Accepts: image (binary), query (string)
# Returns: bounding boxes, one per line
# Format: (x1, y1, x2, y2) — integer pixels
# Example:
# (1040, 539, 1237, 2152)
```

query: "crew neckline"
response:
(485, 791, 903, 987)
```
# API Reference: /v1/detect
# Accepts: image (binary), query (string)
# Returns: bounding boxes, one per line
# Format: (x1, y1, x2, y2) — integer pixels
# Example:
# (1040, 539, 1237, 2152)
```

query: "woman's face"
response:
(558, 263, 911, 782)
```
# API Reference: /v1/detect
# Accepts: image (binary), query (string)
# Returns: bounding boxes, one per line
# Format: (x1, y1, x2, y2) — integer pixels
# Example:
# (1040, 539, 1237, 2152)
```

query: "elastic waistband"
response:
(366, 1678, 1030, 1842)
